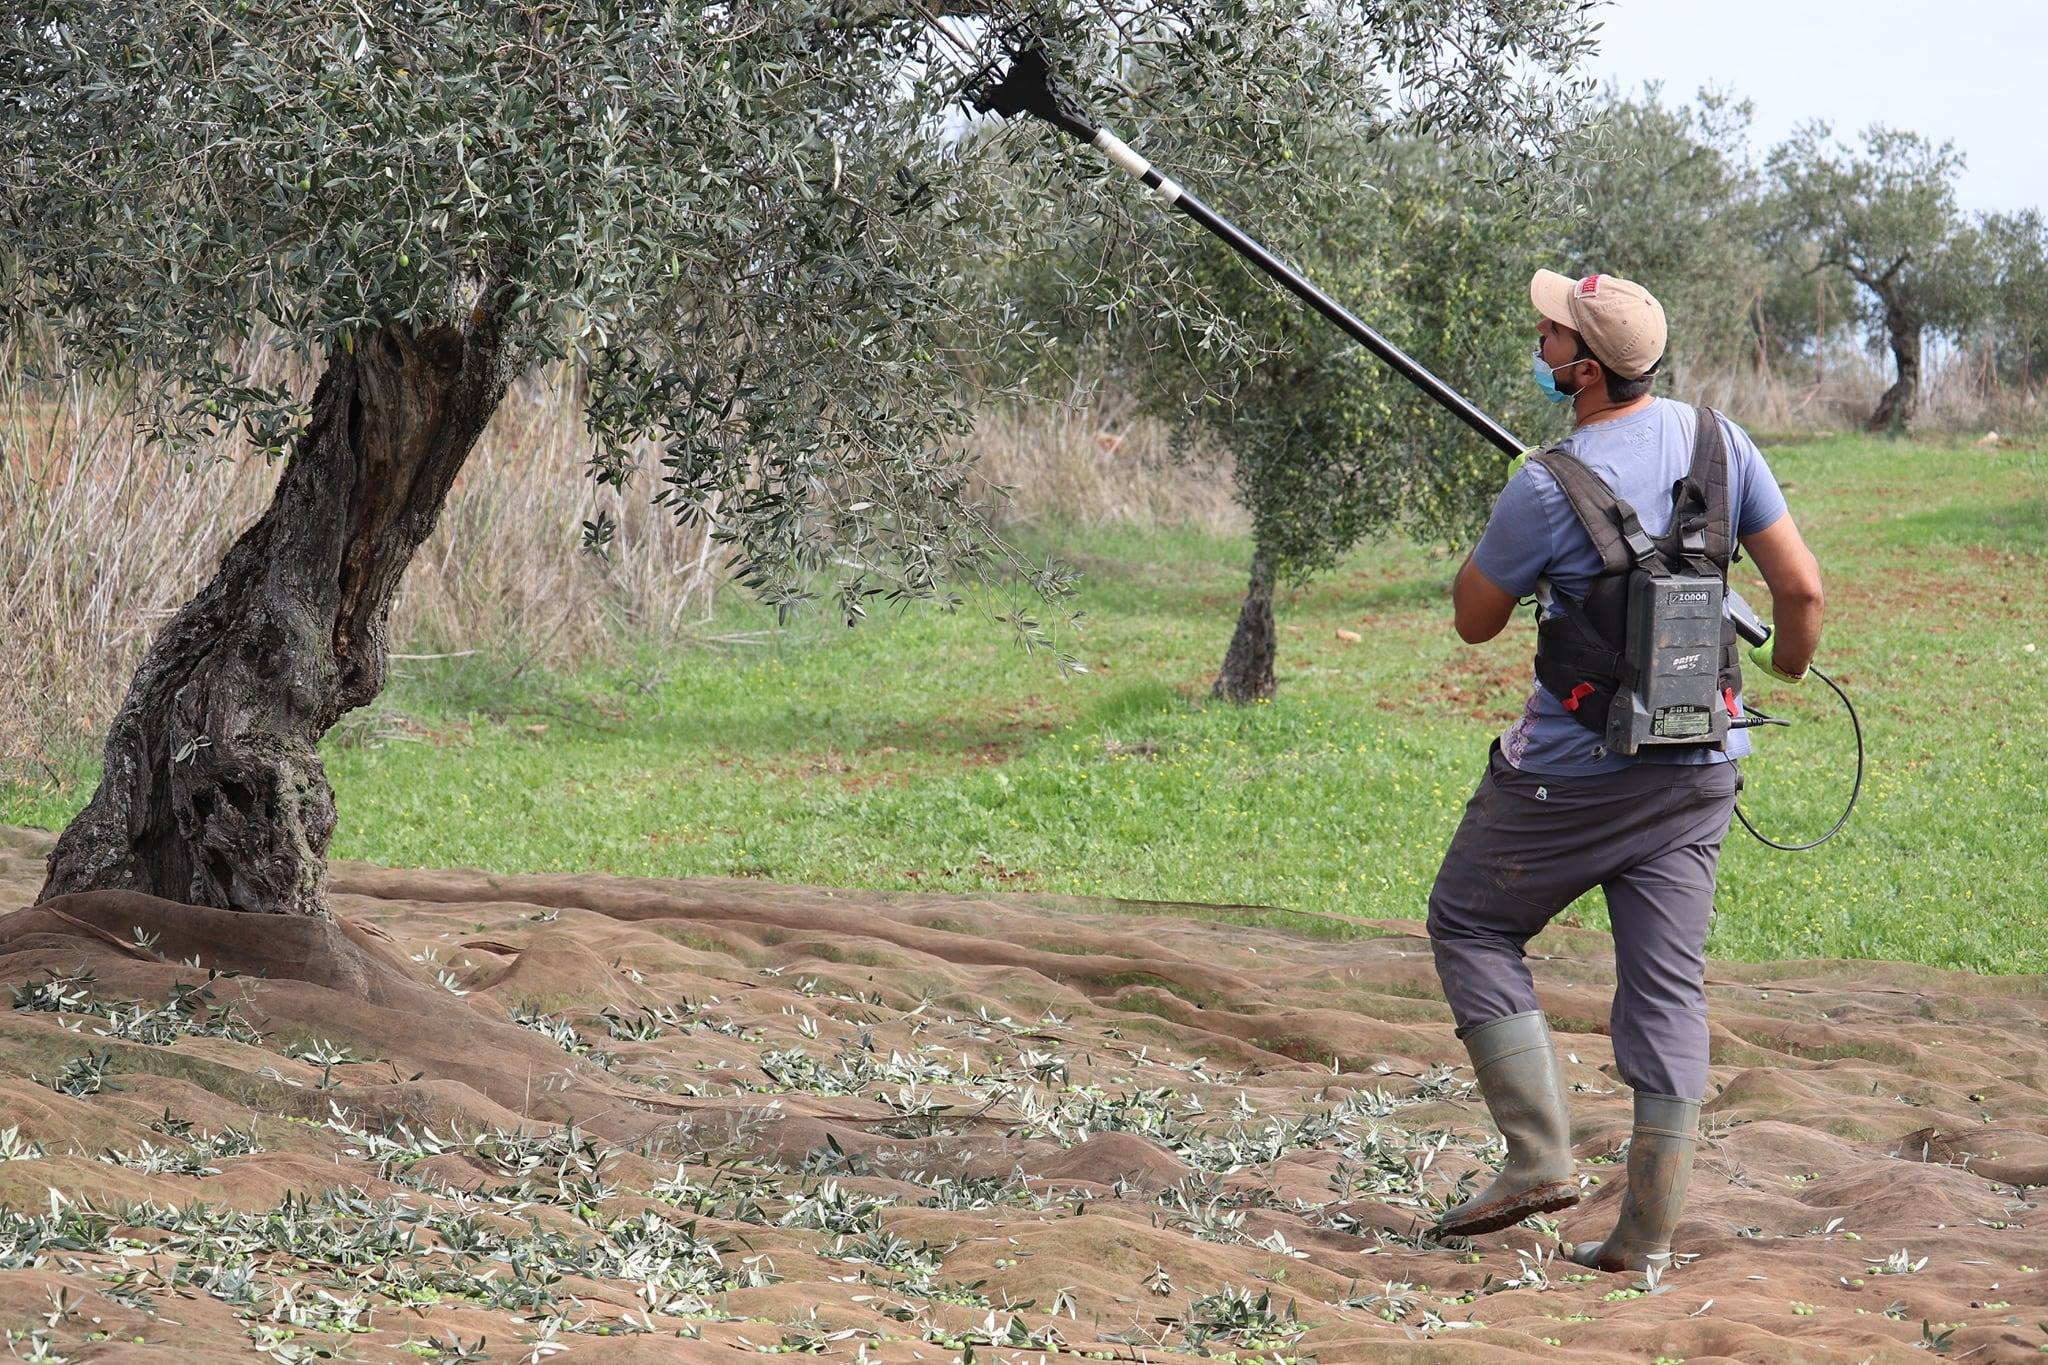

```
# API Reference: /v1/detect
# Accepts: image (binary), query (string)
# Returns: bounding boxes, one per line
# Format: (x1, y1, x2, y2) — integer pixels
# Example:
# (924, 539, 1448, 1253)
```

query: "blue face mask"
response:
(1532, 348, 1574, 404)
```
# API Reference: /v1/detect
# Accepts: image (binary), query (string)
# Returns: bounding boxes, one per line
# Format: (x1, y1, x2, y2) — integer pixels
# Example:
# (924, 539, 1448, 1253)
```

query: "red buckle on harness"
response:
(1723, 687, 1739, 718)
(1564, 682, 1596, 713)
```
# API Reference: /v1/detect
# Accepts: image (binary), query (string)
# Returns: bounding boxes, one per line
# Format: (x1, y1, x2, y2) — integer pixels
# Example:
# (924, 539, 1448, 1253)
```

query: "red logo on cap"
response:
(1578, 274, 1602, 296)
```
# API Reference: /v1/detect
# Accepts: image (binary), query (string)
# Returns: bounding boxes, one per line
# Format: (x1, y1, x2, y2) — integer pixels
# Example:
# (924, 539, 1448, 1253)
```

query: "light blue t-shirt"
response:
(1470, 398, 1788, 775)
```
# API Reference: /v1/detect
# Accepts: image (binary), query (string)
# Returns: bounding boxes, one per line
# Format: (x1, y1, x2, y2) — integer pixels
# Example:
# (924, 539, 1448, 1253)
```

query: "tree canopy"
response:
(1767, 123, 1979, 428)
(4, 2, 1603, 632)
(4, 2, 1088, 636)
(1562, 84, 1766, 388)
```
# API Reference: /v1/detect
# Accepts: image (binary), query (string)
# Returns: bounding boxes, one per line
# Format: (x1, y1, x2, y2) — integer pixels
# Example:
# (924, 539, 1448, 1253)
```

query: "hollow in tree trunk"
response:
(1212, 549, 1277, 704)
(1868, 306, 1921, 431)
(39, 314, 515, 918)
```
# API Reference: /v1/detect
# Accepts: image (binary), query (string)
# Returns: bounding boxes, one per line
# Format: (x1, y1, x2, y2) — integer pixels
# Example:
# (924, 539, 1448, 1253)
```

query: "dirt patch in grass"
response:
(1840, 562, 2039, 623)
(1382, 648, 1531, 722)
(1, 825, 2045, 1361)
(902, 854, 1038, 888)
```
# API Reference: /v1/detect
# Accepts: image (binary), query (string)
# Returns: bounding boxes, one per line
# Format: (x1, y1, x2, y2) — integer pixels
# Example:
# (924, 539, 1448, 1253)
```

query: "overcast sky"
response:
(1583, 0, 2046, 215)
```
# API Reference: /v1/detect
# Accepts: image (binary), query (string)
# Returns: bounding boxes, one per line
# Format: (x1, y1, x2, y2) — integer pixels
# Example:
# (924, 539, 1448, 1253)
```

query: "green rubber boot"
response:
(1434, 1011, 1581, 1238)
(1567, 1092, 1700, 1273)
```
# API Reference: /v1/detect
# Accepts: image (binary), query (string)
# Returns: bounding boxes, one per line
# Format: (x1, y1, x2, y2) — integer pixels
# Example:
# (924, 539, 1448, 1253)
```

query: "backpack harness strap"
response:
(1682, 407, 1746, 695)
(1529, 448, 1662, 574)
(1666, 405, 1730, 574)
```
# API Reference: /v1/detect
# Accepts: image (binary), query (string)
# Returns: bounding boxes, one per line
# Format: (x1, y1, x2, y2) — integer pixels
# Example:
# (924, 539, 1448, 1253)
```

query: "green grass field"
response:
(7, 434, 2045, 970)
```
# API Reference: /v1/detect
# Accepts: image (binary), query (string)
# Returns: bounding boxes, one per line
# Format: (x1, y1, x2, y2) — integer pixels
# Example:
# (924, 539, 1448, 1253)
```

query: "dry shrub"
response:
(966, 379, 1243, 533)
(2, 353, 1240, 791)
(1681, 346, 2046, 437)
(391, 370, 721, 658)
(0, 366, 717, 784)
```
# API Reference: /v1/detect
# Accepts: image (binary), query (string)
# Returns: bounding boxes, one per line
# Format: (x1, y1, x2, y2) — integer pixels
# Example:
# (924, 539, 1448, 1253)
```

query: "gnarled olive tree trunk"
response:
(40, 314, 514, 917)
(1212, 549, 1278, 704)
(1868, 303, 1922, 431)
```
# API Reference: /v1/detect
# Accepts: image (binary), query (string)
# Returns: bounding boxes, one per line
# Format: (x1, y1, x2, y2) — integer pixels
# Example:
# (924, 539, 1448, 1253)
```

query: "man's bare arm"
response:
(1739, 513, 1824, 677)
(1452, 556, 1521, 644)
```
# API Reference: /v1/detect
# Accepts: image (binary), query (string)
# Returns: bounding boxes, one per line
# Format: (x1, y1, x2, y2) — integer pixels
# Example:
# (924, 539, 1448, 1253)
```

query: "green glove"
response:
(1748, 636, 1807, 685)
(1505, 446, 1538, 482)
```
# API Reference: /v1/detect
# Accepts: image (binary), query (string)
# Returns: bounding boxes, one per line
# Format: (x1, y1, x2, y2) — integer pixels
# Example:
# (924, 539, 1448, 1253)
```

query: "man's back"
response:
(1470, 397, 1788, 775)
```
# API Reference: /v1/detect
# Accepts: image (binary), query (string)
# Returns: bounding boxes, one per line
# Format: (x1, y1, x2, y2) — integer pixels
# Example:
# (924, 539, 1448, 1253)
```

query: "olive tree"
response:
(1768, 124, 1980, 430)
(1563, 84, 1766, 390)
(1197, 139, 1562, 702)
(1980, 208, 2048, 390)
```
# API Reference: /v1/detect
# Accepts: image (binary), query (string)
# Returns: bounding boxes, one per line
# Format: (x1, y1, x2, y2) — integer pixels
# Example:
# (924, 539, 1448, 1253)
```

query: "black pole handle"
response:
(1167, 187, 1525, 456)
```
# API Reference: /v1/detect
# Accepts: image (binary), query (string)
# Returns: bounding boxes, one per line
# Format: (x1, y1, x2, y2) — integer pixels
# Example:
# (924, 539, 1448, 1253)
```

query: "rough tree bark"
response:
(39, 305, 516, 918)
(1212, 549, 1277, 704)
(1868, 302, 1921, 431)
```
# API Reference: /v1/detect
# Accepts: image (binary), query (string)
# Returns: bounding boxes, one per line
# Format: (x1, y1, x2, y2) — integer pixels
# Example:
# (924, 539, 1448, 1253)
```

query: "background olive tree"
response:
(1185, 139, 1564, 702)
(1562, 84, 1766, 392)
(1768, 124, 1982, 430)
(1980, 208, 2048, 391)
(5, 3, 1051, 916)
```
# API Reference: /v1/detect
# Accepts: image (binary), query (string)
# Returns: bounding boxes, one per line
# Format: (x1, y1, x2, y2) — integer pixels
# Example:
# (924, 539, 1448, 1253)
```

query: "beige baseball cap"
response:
(1530, 269, 1667, 381)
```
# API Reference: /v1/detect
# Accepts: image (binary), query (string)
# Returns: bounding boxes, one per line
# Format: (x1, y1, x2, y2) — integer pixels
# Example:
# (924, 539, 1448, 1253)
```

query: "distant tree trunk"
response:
(1868, 303, 1921, 431)
(1814, 273, 1826, 388)
(40, 312, 515, 918)
(1212, 548, 1277, 704)
(1749, 287, 1770, 381)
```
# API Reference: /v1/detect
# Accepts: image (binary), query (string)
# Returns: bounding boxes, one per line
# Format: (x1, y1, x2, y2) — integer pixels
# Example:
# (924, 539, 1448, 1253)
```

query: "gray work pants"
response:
(1426, 740, 1740, 1101)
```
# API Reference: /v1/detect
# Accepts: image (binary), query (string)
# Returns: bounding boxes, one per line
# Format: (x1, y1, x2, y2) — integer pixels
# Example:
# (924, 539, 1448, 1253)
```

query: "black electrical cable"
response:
(1733, 665, 1863, 851)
